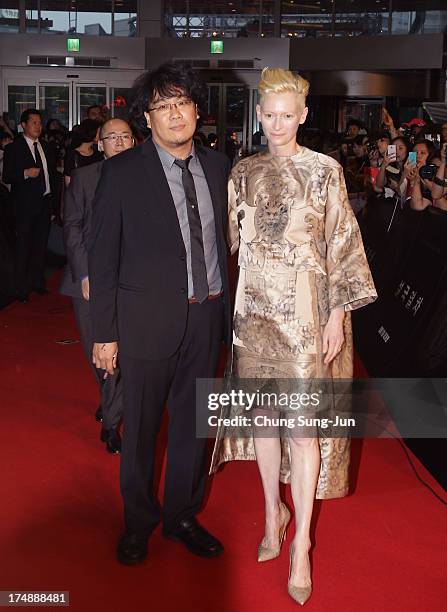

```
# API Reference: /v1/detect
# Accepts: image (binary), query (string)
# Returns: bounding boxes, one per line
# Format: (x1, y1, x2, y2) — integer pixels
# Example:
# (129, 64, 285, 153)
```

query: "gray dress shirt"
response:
(154, 141, 222, 299)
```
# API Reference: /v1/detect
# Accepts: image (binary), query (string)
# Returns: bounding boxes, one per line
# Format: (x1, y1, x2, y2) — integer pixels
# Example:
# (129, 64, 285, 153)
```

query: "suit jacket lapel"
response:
(20, 135, 37, 167)
(140, 138, 185, 251)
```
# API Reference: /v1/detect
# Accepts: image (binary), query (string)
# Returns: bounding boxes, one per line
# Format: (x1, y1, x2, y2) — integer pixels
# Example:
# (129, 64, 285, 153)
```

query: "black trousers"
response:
(72, 297, 123, 430)
(119, 297, 224, 536)
(15, 197, 51, 294)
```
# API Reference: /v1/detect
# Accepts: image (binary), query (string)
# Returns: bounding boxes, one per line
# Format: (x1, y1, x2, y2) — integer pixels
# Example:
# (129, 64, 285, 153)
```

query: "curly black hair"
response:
(128, 62, 207, 139)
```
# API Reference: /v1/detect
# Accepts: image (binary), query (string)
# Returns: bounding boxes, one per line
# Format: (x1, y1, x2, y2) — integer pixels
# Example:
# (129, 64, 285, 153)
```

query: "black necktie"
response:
(174, 156, 209, 303)
(33, 142, 46, 195)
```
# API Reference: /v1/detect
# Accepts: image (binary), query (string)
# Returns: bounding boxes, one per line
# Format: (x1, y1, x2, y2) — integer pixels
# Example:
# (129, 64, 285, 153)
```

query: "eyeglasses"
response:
(101, 133, 133, 142)
(148, 98, 194, 114)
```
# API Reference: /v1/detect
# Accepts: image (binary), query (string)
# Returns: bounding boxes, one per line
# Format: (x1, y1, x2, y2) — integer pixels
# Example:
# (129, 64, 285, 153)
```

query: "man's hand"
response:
(323, 307, 345, 365)
(81, 277, 90, 301)
(92, 342, 118, 375)
(25, 167, 41, 178)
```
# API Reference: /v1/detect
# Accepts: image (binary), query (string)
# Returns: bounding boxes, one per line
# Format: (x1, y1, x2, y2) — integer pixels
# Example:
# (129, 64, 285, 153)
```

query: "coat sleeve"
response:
(88, 160, 122, 343)
(325, 163, 377, 312)
(63, 169, 88, 283)
(2, 142, 25, 185)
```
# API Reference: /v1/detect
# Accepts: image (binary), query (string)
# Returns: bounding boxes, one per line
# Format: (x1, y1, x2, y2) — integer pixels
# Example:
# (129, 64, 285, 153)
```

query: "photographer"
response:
(408, 142, 447, 210)
(374, 136, 410, 202)
(344, 135, 370, 214)
(368, 131, 391, 168)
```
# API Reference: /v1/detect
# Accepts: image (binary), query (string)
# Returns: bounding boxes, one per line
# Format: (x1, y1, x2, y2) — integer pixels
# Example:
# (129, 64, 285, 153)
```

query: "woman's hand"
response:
(441, 143, 447, 164)
(382, 107, 394, 130)
(369, 148, 379, 167)
(323, 307, 345, 365)
(404, 161, 418, 184)
(381, 153, 393, 168)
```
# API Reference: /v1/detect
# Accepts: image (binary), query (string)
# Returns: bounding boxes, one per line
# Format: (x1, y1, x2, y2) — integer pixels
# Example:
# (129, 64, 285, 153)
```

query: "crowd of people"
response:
(299, 112, 447, 220)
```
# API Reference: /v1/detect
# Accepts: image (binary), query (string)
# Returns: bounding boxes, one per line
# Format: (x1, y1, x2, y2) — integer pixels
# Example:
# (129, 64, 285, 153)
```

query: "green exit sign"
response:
(211, 40, 223, 54)
(67, 38, 80, 52)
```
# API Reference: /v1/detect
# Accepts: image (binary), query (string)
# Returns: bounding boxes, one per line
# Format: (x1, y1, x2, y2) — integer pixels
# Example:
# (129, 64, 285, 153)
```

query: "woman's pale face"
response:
(256, 91, 308, 154)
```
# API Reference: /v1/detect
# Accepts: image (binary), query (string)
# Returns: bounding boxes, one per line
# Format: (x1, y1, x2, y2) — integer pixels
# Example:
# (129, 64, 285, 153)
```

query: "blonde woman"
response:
(211, 68, 376, 605)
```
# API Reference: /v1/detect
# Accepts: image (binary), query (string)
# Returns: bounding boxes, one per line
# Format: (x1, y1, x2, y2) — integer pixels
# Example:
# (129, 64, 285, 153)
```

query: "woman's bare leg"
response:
(288, 436, 320, 587)
(253, 413, 283, 546)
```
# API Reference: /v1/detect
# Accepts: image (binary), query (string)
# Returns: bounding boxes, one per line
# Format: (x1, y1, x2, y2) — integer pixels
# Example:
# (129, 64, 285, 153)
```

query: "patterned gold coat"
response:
(210, 147, 377, 498)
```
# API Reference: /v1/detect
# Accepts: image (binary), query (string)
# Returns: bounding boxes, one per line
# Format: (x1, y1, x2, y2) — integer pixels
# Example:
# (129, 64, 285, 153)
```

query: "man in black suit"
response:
(89, 63, 231, 565)
(2, 109, 57, 302)
(60, 118, 135, 454)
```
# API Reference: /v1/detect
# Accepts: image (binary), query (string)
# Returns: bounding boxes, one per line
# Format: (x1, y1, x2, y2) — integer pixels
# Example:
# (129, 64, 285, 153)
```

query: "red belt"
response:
(188, 292, 223, 304)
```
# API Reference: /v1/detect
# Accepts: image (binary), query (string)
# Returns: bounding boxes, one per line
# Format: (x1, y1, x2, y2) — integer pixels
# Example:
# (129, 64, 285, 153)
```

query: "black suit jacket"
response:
(2, 136, 56, 216)
(89, 138, 231, 361)
(60, 160, 104, 298)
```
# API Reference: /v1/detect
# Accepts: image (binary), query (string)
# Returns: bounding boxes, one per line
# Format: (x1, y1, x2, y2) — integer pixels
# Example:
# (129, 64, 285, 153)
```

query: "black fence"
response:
(353, 199, 447, 490)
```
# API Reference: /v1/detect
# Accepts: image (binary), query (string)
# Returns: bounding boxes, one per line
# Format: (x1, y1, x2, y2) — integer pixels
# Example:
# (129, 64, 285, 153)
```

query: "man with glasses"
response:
(89, 63, 231, 565)
(60, 118, 134, 454)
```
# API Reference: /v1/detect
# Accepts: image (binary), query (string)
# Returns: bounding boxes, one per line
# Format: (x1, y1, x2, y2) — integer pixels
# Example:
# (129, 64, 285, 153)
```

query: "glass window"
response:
(334, 1, 390, 37)
(0, 1, 20, 33)
(8, 86, 37, 130)
(114, 0, 137, 37)
(390, 1, 447, 35)
(165, 0, 275, 38)
(26, 1, 112, 35)
(281, 0, 390, 38)
(281, 0, 333, 38)
(280, 1, 447, 38)
(25, 0, 38, 32)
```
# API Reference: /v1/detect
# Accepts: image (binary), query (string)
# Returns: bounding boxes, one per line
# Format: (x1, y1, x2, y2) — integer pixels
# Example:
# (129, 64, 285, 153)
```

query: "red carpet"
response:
(1, 273, 446, 611)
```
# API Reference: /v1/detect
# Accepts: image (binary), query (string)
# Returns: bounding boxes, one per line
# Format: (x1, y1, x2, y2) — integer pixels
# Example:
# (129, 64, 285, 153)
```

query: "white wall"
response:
(0, 33, 145, 70)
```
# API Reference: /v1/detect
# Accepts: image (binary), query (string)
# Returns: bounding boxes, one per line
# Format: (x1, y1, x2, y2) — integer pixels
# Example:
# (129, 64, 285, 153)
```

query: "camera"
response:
(419, 164, 437, 181)
(366, 142, 377, 154)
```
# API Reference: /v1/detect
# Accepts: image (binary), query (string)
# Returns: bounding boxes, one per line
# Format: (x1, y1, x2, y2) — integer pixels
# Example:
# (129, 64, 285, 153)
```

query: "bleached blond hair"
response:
(258, 67, 309, 102)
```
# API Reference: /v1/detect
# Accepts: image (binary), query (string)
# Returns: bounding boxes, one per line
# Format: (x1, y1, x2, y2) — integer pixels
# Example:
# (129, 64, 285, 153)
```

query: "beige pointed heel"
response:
(287, 546, 312, 606)
(257, 502, 291, 562)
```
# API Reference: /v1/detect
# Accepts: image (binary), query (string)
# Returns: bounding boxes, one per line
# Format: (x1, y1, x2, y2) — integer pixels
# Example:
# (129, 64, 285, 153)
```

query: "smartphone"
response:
(387, 144, 397, 161)
(407, 151, 417, 165)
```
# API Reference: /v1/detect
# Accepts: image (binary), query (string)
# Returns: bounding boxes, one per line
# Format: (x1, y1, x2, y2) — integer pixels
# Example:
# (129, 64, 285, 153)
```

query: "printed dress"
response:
(210, 147, 377, 498)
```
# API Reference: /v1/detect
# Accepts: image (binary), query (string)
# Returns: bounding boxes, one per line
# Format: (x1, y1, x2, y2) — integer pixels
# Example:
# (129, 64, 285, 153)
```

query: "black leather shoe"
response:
(117, 533, 148, 566)
(17, 293, 29, 304)
(164, 517, 224, 558)
(95, 405, 103, 422)
(100, 427, 121, 454)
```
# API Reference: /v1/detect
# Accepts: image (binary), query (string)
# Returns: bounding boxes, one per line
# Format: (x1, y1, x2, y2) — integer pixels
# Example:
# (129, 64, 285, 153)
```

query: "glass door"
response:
(223, 85, 248, 163)
(6, 85, 37, 132)
(204, 83, 248, 161)
(74, 84, 108, 125)
(6, 76, 134, 133)
(38, 83, 71, 131)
